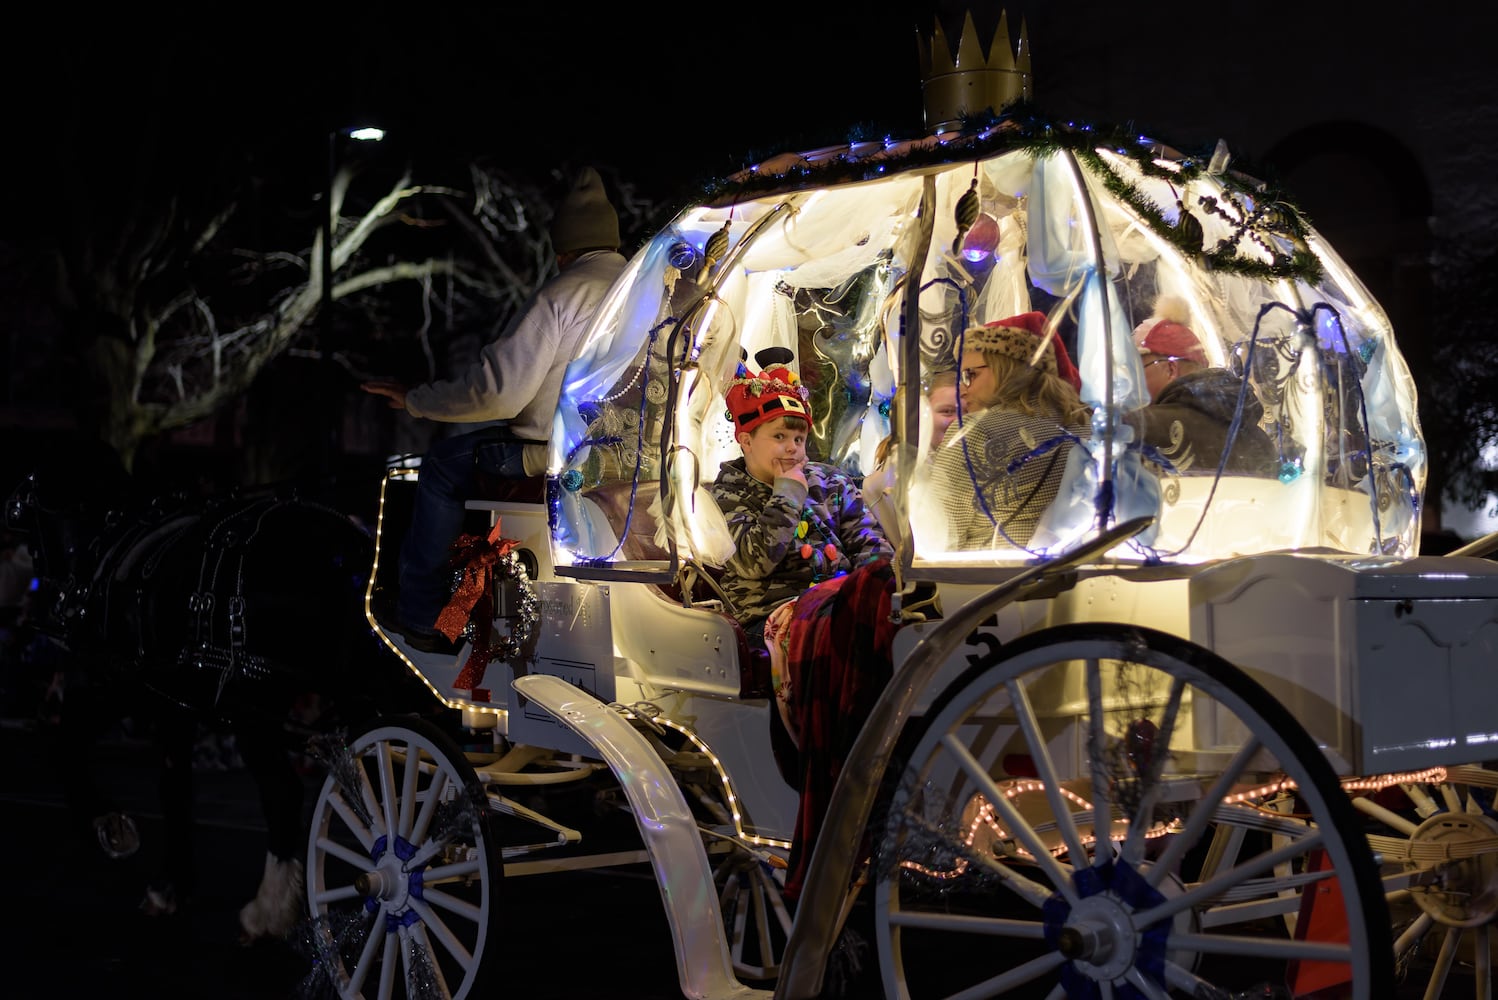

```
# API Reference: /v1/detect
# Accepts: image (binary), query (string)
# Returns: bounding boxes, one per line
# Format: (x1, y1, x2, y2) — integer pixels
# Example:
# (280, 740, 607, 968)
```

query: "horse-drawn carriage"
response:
(11, 29, 1494, 1000)
(296, 85, 1498, 1000)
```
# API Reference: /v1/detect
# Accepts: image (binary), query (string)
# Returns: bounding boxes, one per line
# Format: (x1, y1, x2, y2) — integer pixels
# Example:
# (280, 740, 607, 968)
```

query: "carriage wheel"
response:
(871, 622, 1392, 1000)
(1361, 764, 1498, 998)
(305, 717, 502, 1000)
(713, 840, 793, 981)
(650, 718, 794, 981)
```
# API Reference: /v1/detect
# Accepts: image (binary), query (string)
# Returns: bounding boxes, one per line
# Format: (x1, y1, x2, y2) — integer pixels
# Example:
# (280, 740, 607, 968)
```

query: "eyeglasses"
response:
(1143, 356, 1182, 369)
(959, 365, 990, 387)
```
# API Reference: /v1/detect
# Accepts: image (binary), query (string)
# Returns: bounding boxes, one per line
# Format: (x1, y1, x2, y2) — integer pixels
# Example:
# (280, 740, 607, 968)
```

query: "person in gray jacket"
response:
(361, 167, 627, 651)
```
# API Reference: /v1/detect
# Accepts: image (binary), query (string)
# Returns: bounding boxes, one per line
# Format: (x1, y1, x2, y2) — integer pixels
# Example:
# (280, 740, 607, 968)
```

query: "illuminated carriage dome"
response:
(546, 12, 1424, 579)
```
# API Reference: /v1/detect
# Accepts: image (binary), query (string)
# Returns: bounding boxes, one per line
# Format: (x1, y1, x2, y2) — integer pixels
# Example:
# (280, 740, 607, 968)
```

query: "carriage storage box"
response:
(1189, 553, 1498, 775)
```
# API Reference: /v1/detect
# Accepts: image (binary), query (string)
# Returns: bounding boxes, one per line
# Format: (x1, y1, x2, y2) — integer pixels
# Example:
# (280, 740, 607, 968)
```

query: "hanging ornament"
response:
(951, 177, 980, 256)
(1175, 201, 1204, 251)
(668, 241, 698, 270)
(697, 219, 732, 287)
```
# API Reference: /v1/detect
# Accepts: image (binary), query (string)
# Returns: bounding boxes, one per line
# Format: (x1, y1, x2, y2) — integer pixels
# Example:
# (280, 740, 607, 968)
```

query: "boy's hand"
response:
(775, 458, 807, 487)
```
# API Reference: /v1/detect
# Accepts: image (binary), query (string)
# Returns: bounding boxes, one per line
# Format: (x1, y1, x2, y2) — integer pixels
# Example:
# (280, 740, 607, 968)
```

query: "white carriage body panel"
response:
(1189, 553, 1498, 774)
(496, 580, 617, 757)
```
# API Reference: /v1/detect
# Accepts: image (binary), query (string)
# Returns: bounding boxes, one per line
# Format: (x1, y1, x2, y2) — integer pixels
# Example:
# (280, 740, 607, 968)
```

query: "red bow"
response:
(435, 520, 518, 692)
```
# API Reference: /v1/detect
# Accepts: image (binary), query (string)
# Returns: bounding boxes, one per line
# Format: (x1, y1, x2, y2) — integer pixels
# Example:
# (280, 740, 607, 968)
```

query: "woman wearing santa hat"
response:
(925, 310, 1091, 550)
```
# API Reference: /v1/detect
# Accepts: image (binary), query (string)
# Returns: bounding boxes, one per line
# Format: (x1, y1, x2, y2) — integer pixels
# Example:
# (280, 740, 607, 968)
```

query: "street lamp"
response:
(320, 126, 386, 351)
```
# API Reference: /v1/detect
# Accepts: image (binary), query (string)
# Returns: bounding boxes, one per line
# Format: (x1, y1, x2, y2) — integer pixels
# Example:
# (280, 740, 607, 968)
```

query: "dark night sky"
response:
(5, 4, 936, 210)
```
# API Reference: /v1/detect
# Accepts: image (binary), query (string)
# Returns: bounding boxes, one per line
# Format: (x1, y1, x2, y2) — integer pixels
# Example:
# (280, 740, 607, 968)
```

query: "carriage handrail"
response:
(1446, 527, 1498, 560)
(774, 514, 1155, 999)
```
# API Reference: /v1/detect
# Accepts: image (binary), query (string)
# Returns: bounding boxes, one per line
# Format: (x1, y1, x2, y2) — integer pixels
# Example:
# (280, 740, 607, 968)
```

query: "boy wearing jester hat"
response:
(710, 356, 892, 646)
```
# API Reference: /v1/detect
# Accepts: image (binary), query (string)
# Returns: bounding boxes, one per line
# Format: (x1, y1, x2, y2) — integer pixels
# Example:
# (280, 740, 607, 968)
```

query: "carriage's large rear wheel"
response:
(305, 717, 501, 1000)
(872, 622, 1393, 1000)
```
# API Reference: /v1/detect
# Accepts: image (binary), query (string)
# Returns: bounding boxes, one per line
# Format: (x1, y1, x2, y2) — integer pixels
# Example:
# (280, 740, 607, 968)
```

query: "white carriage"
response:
(301, 26, 1498, 1000)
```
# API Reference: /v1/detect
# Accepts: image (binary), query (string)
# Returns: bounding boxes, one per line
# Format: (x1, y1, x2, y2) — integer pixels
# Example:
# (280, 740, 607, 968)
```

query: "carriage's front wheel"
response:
(872, 623, 1393, 1000)
(305, 717, 501, 1000)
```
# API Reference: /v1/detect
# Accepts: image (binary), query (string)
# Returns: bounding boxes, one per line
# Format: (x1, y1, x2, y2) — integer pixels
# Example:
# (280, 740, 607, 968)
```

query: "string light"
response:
(899, 766, 1457, 881)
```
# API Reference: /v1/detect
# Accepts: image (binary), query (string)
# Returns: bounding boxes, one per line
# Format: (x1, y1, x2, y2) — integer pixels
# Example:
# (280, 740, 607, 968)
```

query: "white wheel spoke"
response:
(398, 742, 421, 839)
(417, 922, 456, 1000)
(1424, 926, 1462, 1000)
(408, 895, 476, 969)
(1120, 678, 1185, 867)
(1352, 794, 1420, 836)
(943, 949, 1066, 1000)
(423, 885, 483, 924)
(1084, 658, 1111, 869)
(421, 857, 484, 884)
(1123, 965, 1170, 1000)
(1394, 910, 1433, 956)
(1006, 677, 1089, 867)
(941, 733, 1079, 904)
(349, 907, 387, 997)
(329, 785, 377, 853)
(376, 741, 398, 838)
(1170, 930, 1351, 963)
(886, 910, 1047, 937)
(1148, 737, 1261, 887)
(314, 833, 371, 874)
(410, 764, 450, 846)
(1139, 828, 1324, 925)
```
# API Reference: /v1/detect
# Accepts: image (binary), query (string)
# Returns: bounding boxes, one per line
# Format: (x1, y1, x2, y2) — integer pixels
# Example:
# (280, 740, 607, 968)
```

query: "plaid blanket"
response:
(779, 558, 897, 900)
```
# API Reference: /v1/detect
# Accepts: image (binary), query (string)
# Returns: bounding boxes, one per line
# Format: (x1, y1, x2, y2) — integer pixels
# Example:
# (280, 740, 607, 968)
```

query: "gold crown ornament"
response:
(917, 9, 1032, 136)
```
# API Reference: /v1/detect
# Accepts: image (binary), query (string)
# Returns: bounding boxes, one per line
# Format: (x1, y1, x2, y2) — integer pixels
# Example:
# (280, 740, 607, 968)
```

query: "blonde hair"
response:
(971, 351, 1090, 425)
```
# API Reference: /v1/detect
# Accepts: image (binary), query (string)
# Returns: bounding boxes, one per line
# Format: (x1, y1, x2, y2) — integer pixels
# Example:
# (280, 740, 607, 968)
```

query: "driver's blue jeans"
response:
(397, 427, 528, 636)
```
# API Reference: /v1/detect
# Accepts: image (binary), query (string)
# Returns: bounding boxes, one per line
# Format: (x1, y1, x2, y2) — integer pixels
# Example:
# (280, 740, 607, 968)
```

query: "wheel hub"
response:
(354, 833, 424, 915)
(1408, 809, 1498, 927)
(1044, 859, 1198, 989)
(1057, 895, 1138, 980)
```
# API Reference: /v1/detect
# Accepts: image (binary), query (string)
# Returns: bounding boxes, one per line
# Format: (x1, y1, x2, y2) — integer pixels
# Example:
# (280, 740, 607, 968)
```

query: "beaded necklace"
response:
(795, 498, 843, 582)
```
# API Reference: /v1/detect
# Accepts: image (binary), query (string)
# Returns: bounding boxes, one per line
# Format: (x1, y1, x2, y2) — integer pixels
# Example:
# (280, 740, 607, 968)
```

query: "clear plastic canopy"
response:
(545, 117, 1425, 582)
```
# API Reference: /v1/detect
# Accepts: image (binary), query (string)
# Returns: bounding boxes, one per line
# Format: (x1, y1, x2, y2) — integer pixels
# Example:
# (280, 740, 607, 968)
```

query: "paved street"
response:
(0, 715, 684, 1000)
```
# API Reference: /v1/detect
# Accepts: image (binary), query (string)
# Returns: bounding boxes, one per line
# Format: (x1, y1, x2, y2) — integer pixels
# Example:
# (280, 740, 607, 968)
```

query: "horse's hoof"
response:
(239, 853, 306, 941)
(93, 811, 140, 860)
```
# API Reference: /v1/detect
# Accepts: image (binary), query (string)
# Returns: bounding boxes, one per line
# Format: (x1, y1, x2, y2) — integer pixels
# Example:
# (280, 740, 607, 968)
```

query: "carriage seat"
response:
(473, 469, 546, 505)
(579, 478, 772, 702)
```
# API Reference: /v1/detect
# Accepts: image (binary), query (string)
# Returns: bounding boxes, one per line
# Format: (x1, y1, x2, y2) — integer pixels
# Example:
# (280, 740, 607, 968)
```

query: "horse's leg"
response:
(50, 661, 140, 860)
(142, 705, 196, 916)
(235, 718, 306, 942)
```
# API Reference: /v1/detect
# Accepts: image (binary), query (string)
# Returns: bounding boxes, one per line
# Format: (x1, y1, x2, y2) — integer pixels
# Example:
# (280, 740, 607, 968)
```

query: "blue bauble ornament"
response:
(668, 241, 698, 270)
(561, 468, 585, 492)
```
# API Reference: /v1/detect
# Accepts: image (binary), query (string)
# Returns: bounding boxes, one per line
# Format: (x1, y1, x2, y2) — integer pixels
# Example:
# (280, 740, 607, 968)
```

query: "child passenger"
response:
(711, 361, 895, 903)
(710, 363, 893, 644)
(926, 310, 1090, 550)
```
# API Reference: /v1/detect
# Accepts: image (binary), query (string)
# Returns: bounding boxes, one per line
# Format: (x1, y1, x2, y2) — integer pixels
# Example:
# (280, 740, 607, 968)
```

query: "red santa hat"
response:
(965, 311, 1082, 392)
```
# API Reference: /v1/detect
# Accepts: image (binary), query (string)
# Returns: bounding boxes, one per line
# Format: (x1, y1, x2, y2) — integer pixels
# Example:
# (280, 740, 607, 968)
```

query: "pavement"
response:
(0, 714, 685, 1000)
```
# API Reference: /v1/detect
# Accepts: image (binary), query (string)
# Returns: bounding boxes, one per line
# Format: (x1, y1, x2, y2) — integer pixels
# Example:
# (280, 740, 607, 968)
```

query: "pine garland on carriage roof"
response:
(691, 102, 1321, 284)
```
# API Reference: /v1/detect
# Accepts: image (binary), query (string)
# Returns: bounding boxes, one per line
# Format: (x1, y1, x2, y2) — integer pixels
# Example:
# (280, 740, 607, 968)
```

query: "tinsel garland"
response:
(692, 101, 1322, 284)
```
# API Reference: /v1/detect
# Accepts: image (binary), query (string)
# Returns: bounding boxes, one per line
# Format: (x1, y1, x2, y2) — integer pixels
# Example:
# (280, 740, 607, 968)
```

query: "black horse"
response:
(5, 444, 430, 940)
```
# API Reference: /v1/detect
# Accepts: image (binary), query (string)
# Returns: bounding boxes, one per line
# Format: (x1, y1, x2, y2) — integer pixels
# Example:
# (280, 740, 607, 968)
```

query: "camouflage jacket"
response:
(710, 458, 892, 630)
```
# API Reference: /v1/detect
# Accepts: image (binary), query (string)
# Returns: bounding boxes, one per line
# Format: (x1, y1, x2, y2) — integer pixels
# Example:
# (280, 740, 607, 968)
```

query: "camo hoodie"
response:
(710, 457, 893, 632)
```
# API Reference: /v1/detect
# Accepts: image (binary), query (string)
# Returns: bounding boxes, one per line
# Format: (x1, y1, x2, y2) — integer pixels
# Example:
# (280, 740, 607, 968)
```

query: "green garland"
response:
(693, 102, 1323, 284)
